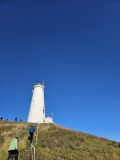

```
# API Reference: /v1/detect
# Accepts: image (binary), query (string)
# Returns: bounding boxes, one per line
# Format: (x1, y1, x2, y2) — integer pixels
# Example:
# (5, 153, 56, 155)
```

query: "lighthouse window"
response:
(43, 109, 44, 113)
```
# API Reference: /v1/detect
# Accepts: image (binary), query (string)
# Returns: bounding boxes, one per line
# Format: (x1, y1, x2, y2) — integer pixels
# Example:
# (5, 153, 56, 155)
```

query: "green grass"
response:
(0, 121, 120, 160)
(0, 121, 34, 160)
(35, 123, 120, 160)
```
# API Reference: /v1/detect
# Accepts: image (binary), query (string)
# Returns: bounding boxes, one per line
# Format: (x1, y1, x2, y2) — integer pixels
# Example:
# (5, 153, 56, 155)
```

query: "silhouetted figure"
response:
(20, 119, 22, 122)
(0, 117, 3, 121)
(28, 126, 36, 143)
(7, 137, 19, 160)
(15, 117, 17, 122)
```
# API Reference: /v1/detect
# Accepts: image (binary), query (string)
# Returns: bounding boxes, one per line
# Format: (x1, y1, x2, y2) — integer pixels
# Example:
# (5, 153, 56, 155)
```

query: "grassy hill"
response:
(0, 121, 120, 160)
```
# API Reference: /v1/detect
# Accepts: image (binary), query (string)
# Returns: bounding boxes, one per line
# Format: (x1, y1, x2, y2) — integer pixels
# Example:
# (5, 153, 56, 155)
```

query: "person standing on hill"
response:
(15, 117, 17, 122)
(0, 117, 3, 121)
(29, 126, 36, 143)
(7, 137, 19, 160)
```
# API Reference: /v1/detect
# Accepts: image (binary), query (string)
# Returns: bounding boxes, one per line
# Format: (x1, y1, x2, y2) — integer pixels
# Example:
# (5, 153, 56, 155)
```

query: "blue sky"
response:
(0, 0, 120, 141)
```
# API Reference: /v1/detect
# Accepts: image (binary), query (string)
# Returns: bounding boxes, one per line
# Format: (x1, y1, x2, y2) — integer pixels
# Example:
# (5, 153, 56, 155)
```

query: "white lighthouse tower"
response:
(27, 83, 45, 123)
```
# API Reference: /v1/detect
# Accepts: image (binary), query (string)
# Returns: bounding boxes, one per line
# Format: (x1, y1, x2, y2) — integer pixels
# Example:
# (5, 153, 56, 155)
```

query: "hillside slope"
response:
(0, 121, 33, 160)
(36, 123, 120, 160)
(0, 121, 120, 160)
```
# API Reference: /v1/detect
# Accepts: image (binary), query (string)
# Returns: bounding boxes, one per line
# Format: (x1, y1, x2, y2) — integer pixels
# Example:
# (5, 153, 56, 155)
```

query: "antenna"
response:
(42, 78, 45, 86)
(52, 112, 53, 122)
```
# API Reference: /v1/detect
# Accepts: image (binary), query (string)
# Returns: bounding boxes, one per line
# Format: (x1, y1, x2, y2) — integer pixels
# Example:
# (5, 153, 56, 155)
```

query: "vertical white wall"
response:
(27, 83, 45, 123)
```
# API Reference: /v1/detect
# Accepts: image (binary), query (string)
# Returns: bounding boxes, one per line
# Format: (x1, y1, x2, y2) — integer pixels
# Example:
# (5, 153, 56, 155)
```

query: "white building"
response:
(27, 83, 53, 123)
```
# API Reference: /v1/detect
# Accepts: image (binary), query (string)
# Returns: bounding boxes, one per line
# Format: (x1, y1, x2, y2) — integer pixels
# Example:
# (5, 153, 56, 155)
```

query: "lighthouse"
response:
(27, 83, 45, 123)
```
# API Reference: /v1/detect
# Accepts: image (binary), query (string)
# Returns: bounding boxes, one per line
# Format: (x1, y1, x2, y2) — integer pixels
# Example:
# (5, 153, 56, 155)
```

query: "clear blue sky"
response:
(0, 0, 120, 141)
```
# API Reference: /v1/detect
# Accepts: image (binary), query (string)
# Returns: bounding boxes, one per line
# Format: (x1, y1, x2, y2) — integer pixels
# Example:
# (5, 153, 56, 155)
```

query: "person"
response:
(29, 126, 36, 143)
(0, 117, 3, 121)
(15, 117, 17, 122)
(7, 137, 19, 160)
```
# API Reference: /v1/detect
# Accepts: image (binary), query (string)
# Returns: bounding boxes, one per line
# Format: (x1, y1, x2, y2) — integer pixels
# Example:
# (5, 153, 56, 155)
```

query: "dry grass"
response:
(0, 121, 34, 160)
(35, 123, 120, 160)
(0, 122, 120, 160)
